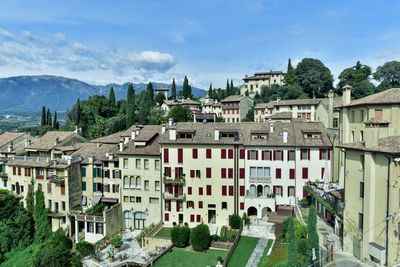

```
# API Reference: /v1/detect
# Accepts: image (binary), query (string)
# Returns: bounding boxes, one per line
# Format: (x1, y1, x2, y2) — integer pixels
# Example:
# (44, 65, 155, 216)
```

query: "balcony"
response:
(0, 172, 8, 179)
(249, 176, 271, 183)
(163, 174, 185, 185)
(47, 174, 66, 184)
(245, 192, 275, 200)
(163, 192, 186, 201)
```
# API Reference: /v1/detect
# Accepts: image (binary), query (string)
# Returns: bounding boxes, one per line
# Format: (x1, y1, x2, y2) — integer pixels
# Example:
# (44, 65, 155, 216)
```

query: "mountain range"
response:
(0, 75, 206, 113)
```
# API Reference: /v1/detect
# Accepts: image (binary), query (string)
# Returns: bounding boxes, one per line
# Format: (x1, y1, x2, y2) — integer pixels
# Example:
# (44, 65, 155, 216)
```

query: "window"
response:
(149, 198, 159, 204)
(360, 110, 364, 122)
(164, 167, 171, 177)
(123, 158, 128, 168)
(229, 186, 234, 196)
(222, 186, 227, 196)
(240, 202, 244, 210)
(192, 148, 198, 159)
(274, 150, 283, 161)
(164, 213, 169, 221)
(375, 109, 382, 120)
(3, 180, 7, 188)
(360, 131, 364, 142)
(130, 196, 135, 202)
(248, 150, 258, 160)
(81, 167, 86, 177)
(288, 186, 295, 197)
(221, 149, 227, 159)
(144, 180, 149, 190)
(262, 150, 271, 160)
(358, 213, 363, 231)
(103, 161, 108, 167)
(289, 169, 295, 179)
(228, 168, 233, 179)
(197, 215, 201, 222)
(239, 168, 245, 179)
(114, 161, 119, 168)
(221, 168, 226, 179)
(187, 201, 194, 209)
(154, 160, 160, 171)
(198, 201, 203, 209)
(124, 196, 129, 202)
(55, 202, 59, 212)
(321, 168, 325, 179)
(144, 159, 149, 170)
(351, 110, 355, 122)
(155, 181, 160, 191)
(199, 187, 203, 195)
(240, 149, 245, 159)
(136, 159, 141, 169)
(62, 201, 66, 211)
(163, 148, 169, 163)
(351, 131, 355, 142)
(276, 168, 281, 179)
(360, 182, 364, 198)
(96, 223, 104, 235)
(206, 149, 212, 159)
(320, 149, 327, 160)
(274, 186, 283, 197)
(47, 183, 52, 193)
(206, 185, 212, 195)
(228, 149, 234, 159)
(288, 150, 295, 161)
(222, 202, 228, 209)
(178, 148, 183, 164)
(87, 222, 94, 233)
(190, 215, 195, 222)
(250, 167, 270, 178)
(188, 187, 192, 195)
(206, 168, 212, 178)
(240, 186, 245, 196)
(165, 200, 171, 211)
(301, 149, 310, 160)
(360, 155, 365, 171)
(302, 168, 308, 179)
(48, 200, 52, 210)
(136, 197, 141, 203)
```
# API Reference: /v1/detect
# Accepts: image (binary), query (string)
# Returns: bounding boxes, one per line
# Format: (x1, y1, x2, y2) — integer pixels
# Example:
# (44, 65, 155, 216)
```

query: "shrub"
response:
(281, 217, 307, 241)
(227, 229, 237, 242)
(229, 214, 241, 229)
(190, 224, 211, 252)
(217, 256, 224, 264)
(299, 198, 309, 207)
(212, 234, 220, 242)
(111, 234, 123, 248)
(220, 226, 227, 242)
(75, 241, 95, 258)
(171, 225, 190, 247)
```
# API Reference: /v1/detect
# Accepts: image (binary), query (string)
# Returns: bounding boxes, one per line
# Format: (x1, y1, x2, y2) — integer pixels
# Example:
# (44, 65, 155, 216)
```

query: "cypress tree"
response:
(182, 76, 192, 99)
(208, 83, 213, 98)
(76, 99, 81, 126)
(109, 87, 116, 107)
(41, 106, 46, 126)
(34, 190, 51, 242)
(53, 111, 59, 129)
(307, 206, 319, 266)
(287, 218, 298, 266)
(230, 79, 234, 94)
(284, 58, 299, 86)
(126, 84, 136, 127)
(147, 82, 154, 103)
(46, 109, 52, 127)
(226, 79, 230, 96)
(171, 78, 177, 100)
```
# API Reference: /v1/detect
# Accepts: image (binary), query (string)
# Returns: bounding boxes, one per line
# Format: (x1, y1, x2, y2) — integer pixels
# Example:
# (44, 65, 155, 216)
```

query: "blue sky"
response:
(0, 0, 399, 88)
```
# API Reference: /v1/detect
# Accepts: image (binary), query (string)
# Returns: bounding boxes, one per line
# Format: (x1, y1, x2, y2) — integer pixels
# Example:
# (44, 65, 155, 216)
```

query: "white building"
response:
(242, 71, 285, 97)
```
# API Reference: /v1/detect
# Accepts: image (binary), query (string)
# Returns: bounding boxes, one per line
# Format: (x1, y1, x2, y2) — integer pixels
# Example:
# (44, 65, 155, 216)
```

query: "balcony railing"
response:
(0, 172, 8, 179)
(163, 192, 186, 201)
(47, 175, 67, 184)
(245, 193, 275, 199)
(163, 174, 186, 185)
(249, 176, 271, 183)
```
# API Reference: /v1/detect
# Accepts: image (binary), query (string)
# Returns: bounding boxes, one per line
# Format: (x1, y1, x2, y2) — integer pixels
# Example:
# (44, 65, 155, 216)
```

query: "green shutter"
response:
(93, 183, 97, 192)
(93, 168, 97, 177)
(3, 180, 7, 188)
(82, 182, 86, 191)
(81, 167, 86, 177)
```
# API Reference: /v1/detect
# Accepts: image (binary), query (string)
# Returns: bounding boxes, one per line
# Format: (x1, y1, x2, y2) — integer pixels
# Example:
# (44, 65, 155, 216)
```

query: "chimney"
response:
(96, 142, 101, 148)
(161, 124, 166, 135)
(276, 97, 281, 103)
(119, 140, 124, 152)
(25, 138, 31, 147)
(131, 130, 136, 140)
(168, 118, 174, 126)
(135, 127, 140, 137)
(88, 156, 93, 164)
(54, 137, 60, 146)
(269, 121, 274, 133)
(245, 74, 248, 78)
(342, 85, 352, 106)
(214, 130, 220, 141)
(283, 131, 288, 143)
(328, 90, 334, 128)
(7, 142, 13, 153)
(169, 128, 177, 141)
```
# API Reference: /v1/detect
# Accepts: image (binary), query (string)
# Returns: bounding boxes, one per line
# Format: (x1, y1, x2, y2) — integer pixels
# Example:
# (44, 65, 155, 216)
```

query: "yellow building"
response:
(339, 86, 400, 266)
(242, 71, 285, 97)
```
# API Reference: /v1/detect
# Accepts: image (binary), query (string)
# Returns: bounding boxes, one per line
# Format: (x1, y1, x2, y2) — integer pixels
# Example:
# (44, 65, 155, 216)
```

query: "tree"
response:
(147, 82, 154, 103)
(190, 224, 211, 252)
(76, 99, 81, 126)
(46, 109, 52, 127)
(41, 106, 46, 126)
(352, 80, 375, 99)
(126, 84, 136, 127)
(242, 107, 254, 122)
(230, 79, 234, 93)
(89, 116, 106, 139)
(171, 225, 190, 247)
(26, 181, 34, 216)
(226, 79, 231, 96)
(284, 58, 298, 85)
(34, 190, 51, 242)
(374, 60, 400, 89)
(295, 58, 333, 98)
(53, 111, 59, 129)
(154, 92, 166, 105)
(148, 108, 166, 125)
(307, 206, 319, 266)
(208, 83, 213, 98)
(75, 241, 95, 258)
(109, 87, 116, 107)
(337, 61, 374, 98)
(171, 78, 177, 100)
(182, 76, 192, 99)
(287, 218, 298, 267)
(168, 105, 192, 122)
(229, 214, 241, 229)
(136, 92, 152, 124)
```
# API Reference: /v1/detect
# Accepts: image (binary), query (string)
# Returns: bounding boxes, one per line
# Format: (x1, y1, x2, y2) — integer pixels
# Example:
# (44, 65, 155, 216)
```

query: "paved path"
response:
(242, 219, 275, 240)
(245, 238, 270, 267)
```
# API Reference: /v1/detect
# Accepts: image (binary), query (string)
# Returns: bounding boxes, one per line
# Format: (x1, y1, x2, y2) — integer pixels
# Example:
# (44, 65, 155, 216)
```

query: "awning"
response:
(92, 195, 102, 205)
(101, 197, 119, 204)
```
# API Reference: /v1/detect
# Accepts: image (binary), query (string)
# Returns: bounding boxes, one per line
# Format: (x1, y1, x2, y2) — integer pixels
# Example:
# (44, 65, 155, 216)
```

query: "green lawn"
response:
(228, 236, 260, 267)
(0, 243, 41, 267)
(153, 247, 228, 267)
(257, 240, 274, 267)
(154, 227, 173, 239)
(258, 241, 288, 267)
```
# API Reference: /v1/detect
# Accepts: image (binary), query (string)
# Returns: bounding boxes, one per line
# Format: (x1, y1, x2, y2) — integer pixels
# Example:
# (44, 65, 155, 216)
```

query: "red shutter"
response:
(168, 185, 173, 194)
(164, 213, 169, 221)
(281, 151, 284, 161)
(289, 169, 295, 179)
(276, 168, 281, 179)
(240, 186, 245, 196)
(239, 168, 245, 179)
(262, 150, 265, 160)
(206, 168, 211, 178)
(163, 148, 169, 163)
(240, 202, 244, 210)
(178, 148, 183, 163)
(196, 215, 201, 222)
(273, 151, 276, 161)
(190, 215, 195, 222)
(192, 148, 198, 159)
(228, 149, 233, 159)
(287, 150, 290, 160)
(229, 186, 234, 196)
(273, 186, 276, 194)
(199, 187, 203, 195)
(199, 201, 203, 209)
(255, 150, 259, 160)
(247, 150, 251, 159)
(221, 168, 226, 179)
(206, 185, 212, 195)
(308, 149, 310, 160)
(319, 149, 322, 160)
(190, 170, 195, 178)
(206, 149, 212, 159)
(165, 167, 171, 177)
(222, 186, 227, 196)
(188, 187, 192, 195)
(221, 149, 226, 159)
(321, 168, 325, 179)
(302, 168, 308, 179)
(228, 168, 233, 179)
(240, 149, 245, 159)
(328, 149, 331, 160)
(176, 201, 179, 211)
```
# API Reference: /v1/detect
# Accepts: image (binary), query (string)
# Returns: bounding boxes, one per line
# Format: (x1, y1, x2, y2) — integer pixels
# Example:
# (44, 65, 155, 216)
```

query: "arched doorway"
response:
(124, 210, 133, 229)
(134, 211, 147, 230)
(262, 207, 272, 217)
(247, 206, 258, 217)
(257, 185, 263, 197)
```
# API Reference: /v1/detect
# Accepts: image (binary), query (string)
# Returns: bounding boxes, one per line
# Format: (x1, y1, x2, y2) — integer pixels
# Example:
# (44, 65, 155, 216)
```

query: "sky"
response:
(0, 0, 399, 89)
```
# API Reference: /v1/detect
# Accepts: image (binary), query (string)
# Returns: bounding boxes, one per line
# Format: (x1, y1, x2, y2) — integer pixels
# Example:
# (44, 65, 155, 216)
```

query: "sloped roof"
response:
(0, 132, 26, 147)
(72, 143, 118, 164)
(25, 131, 84, 151)
(341, 88, 400, 108)
(118, 125, 162, 156)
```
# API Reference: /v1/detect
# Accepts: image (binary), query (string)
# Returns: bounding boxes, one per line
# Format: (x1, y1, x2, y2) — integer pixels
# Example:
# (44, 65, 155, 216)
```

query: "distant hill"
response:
(0, 75, 206, 113)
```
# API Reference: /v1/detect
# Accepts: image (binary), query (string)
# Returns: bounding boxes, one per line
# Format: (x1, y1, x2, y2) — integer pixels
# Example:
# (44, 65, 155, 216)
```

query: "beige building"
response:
(221, 95, 254, 123)
(339, 86, 400, 266)
(161, 98, 201, 114)
(242, 71, 285, 97)
(119, 125, 162, 230)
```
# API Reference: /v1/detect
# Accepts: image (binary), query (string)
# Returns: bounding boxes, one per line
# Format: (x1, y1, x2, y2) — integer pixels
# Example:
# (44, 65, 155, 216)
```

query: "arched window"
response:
(264, 185, 271, 196)
(257, 185, 263, 197)
(250, 184, 256, 197)
(136, 176, 141, 189)
(124, 210, 133, 229)
(130, 176, 135, 189)
(37, 183, 42, 192)
(134, 211, 146, 229)
(123, 176, 129, 189)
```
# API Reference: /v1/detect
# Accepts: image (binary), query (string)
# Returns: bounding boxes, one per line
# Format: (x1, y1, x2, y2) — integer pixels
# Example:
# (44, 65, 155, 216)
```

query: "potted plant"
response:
(108, 247, 115, 262)
(111, 234, 123, 252)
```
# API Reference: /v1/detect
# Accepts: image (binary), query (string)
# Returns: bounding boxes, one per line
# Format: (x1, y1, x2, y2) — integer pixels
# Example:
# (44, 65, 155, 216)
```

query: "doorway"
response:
(134, 211, 147, 230)
(208, 210, 216, 224)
